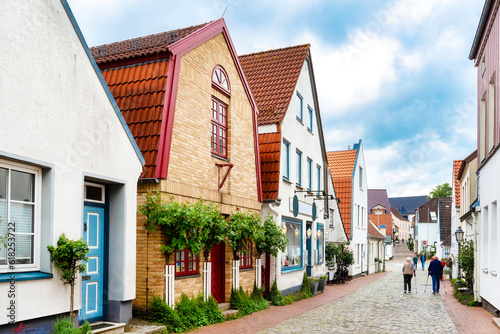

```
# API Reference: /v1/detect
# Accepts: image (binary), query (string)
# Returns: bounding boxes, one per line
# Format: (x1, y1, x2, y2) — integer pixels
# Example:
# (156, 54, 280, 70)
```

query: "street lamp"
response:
(455, 226, 464, 279)
(306, 227, 312, 239)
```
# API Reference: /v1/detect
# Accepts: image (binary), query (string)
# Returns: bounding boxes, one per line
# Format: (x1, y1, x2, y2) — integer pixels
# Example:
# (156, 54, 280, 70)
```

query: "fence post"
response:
(165, 264, 175, 307)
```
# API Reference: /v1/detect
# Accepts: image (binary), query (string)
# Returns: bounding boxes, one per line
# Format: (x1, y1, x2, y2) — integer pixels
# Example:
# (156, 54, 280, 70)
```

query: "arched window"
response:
(212, 65, 230, 95)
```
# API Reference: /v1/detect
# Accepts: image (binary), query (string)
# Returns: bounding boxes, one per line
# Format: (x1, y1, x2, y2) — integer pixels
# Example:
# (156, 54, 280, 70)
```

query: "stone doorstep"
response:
(493, 317, 500, 330)
(222, 309, 239, 318)
(218, 302, 231, 312)
(89, 322, 126, 334)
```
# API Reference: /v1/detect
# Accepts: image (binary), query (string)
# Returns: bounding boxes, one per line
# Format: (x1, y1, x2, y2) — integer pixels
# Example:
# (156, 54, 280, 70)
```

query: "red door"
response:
(211, 242, 225, 303)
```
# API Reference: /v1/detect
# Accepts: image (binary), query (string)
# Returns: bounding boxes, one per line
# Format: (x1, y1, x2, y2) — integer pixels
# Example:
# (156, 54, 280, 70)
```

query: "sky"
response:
(67, 0, 485, 197)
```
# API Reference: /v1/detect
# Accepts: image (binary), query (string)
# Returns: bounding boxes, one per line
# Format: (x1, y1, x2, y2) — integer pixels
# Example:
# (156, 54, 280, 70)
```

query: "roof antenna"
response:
(221, 6, 228, 18)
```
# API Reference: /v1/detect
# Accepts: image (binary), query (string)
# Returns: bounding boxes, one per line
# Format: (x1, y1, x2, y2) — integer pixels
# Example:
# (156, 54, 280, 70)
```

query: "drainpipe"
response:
(265, 199, 282, 284)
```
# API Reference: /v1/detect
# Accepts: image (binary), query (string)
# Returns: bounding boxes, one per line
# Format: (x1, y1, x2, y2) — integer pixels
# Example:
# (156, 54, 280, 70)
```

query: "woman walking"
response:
(420, 252, 426, 270)
(413, 254, 418, 271)
(428, 255, 443, 294)
(403, 257, 414, 293)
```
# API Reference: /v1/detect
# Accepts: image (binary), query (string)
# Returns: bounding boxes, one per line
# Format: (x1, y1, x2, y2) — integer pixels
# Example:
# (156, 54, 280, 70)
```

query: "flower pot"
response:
(309, 280, 319, 295)
(317, 279, 326, 293)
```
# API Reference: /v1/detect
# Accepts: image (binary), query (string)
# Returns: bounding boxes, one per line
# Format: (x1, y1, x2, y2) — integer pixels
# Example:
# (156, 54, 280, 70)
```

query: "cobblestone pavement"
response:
(259, 260, 458, 334)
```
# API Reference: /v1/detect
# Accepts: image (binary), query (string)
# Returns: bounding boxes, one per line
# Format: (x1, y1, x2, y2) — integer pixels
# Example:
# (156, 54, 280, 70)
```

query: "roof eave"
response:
(469, 0, 494, 61)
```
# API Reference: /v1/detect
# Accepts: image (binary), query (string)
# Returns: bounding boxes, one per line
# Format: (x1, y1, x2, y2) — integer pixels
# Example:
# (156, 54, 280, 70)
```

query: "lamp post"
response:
(455, 226, 464, 279)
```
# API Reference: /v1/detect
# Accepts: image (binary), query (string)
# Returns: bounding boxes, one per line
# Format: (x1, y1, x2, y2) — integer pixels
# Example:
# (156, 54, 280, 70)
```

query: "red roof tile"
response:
(368, 220, 386, 240)
(239, 45, 309, 125)
(91, 24, 208, 64)
(453, 160, 463, 207)
(259, 131, 281, 200)
(101, 60, 169, 178)
(368, 214, 393, 238)
(326, 149, 358, 237)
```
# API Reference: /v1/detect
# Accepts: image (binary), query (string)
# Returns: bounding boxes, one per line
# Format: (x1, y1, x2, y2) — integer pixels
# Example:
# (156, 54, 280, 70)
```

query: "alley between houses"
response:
(191, 244, 499, 334)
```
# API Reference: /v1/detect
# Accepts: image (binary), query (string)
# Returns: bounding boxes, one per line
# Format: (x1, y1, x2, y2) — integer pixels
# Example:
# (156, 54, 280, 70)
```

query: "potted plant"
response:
(317, 275, 327, 293)
(309, 277, 319, 295)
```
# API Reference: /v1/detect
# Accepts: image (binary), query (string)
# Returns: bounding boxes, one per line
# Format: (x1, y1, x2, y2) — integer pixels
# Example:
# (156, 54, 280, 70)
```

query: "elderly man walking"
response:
(402, 257, 414, 293)
(428, 255, 443, 294)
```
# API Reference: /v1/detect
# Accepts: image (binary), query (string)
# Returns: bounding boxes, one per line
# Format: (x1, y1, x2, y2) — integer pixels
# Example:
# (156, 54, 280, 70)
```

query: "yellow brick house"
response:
(90, 19, 262, 310)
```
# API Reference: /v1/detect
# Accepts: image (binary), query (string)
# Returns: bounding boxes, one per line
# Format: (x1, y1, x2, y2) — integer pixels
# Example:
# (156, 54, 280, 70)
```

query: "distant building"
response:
(391, 207, 411, 243)
(389, 195, 427, 221)
(368, 189, 391, 215)
(415, 198, 452, 259)
(327, 141, 368, 277)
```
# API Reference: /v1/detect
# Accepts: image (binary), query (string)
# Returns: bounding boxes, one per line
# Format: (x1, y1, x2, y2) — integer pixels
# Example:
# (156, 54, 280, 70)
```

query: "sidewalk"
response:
(440, 279, 500, 334)
(190, 270, 389, 334)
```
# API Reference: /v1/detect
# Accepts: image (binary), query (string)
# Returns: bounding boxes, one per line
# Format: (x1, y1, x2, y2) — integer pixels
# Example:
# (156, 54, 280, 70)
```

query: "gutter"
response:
(469, 0, 494, 60)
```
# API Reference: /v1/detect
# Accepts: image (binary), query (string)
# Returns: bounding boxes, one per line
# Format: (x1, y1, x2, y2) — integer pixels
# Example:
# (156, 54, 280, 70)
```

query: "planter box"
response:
(309, 280, 319, 295)
(317, 279, 326, 293)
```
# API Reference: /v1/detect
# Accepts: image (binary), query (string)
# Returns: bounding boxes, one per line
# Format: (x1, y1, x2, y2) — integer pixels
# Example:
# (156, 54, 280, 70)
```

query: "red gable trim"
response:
(155, 18, 263, 202)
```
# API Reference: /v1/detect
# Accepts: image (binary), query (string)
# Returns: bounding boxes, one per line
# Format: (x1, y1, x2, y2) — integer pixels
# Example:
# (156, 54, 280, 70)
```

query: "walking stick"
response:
(424, 274, 429, 293)
(414, 272, 418, 294)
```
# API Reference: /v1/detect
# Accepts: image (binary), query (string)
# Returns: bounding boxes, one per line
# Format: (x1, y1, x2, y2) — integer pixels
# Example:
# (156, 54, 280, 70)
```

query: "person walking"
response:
(413, 254, 418, 271)
(403, 257, 414, 293)
(428, 255, 443, 294)
(420, 253, 426, 271)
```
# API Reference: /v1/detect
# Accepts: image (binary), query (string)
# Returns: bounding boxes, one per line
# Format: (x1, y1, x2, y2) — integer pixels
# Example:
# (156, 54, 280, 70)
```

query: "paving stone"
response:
(259, 260, 459, 334)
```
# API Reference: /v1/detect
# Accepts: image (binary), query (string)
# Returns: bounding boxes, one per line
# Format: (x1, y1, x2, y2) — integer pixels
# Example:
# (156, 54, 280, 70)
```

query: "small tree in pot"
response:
(47, 234, 89, 318)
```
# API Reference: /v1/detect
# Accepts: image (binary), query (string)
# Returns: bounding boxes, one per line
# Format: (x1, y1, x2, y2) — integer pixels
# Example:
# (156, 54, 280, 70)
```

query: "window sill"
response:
(283, 177, 292, 183)
(296, 117, 304, 124)
(211, 154, 230, 162)
(239, 267, 254, 272)
(0, 272, 53, 283)
(281, 265, 303, 273)
(307, 128, 313, 135)
(175, 273, 201, 280)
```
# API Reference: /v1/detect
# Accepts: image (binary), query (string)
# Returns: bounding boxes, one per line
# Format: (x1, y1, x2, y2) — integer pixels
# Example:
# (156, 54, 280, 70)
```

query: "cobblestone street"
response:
(260, 259, 457, 334)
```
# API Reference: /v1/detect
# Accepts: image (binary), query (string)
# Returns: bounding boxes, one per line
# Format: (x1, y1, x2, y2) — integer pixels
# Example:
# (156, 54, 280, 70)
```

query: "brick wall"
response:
(134, 33, 261, 311)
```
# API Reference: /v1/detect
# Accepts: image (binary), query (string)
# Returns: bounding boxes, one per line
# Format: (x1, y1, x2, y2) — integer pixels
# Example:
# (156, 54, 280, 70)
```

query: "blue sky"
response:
(67, 0, 484, 197)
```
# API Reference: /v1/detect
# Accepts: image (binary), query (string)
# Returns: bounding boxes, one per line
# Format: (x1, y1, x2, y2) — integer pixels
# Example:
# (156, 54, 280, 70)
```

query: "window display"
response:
(282, 220, 302, 269)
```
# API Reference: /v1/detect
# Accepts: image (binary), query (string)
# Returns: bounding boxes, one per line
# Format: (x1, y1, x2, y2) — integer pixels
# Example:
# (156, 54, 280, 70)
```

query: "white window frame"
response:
(84, 182, 106, 204)
(0, 159, 42, 272)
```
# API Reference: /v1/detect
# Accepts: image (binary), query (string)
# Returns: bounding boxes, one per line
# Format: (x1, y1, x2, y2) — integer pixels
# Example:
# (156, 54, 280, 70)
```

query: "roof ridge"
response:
(239, 43, 310, 58)
(327, 149, 357, 153)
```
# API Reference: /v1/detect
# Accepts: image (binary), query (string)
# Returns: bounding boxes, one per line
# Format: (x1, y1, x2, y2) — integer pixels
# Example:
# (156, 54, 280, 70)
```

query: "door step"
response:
(88, 322, 126, 334)
(218, 302, 231, 312)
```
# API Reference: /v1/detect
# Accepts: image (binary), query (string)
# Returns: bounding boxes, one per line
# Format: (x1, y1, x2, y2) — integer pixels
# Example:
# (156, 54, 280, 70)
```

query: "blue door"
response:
(80, 206, 105, 322)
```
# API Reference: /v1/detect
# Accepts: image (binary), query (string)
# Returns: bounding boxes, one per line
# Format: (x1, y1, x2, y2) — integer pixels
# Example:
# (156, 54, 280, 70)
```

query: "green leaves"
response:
(226, 209, 260, 259)
(325, 242, 354, 267)
(457, 240, 474, 287)
(47, 233, 89, 285)
(254, 214, 287, 258)
(428, 183, 452, 199)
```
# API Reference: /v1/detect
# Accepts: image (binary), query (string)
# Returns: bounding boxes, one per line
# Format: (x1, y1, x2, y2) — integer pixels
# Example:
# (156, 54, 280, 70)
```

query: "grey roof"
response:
(469, 0, 494, 60)
(368, 189, 391, 213)
(389, 196, 428, 216)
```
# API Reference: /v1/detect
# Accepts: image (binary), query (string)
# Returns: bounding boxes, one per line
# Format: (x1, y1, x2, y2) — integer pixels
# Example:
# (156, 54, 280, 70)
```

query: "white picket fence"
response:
(203, 261, 212, 301)
(164, 264, 175, 307)
(255, 258, 262, 289)
(232, 259, 240, 289)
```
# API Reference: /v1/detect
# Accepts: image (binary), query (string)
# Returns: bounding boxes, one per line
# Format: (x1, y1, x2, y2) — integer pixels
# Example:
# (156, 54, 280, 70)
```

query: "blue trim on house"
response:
(317, 223, 324, 264)
(307, 105, 313, 133)
(0, 272, 53, 283)
(283, 140, 290, 181)
(296, 91, 303, 122)
(282, 216, 303, 273)
(59, 0, 145, 166)
(307, 158, 312, 191)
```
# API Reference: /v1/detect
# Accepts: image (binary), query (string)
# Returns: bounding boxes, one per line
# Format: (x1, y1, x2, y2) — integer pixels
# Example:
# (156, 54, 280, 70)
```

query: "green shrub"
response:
(196, 295, 224, 325)
(50, 317, 91, 334)
(300, 272, 312, 298)
(149, 296, 185, 333)
(269, 280, 284, 306)
(230, 287, 242, 310)
(176, 293, 209, 330)
(250, 282, 269, 311)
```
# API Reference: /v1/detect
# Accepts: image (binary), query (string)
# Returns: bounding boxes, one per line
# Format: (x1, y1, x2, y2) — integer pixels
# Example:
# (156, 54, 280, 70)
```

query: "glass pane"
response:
(181, 262, 185, 272)
(176, 252, 180, 261)
(181, 251, 185, 261)
(86, 185, 103, 202)
(0, 168, 7, 200)
(193, 261, 197, 271)
(10, 202, 34, 233)
(13, 234, 33, 264)
(11, 170, 34, 202)
(189, 261, 192, 271)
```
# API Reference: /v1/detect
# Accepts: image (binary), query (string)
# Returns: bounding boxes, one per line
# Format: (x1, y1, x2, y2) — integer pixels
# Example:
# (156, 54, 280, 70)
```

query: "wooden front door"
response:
(211, 242, 225, 303)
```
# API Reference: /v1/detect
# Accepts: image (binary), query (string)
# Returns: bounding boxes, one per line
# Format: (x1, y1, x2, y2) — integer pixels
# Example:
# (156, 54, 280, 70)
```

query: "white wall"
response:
(262, 57, 329, 292)
(350, 142, 368, 276)
(417, 222, 440, 258)
(0, 0, 142, 324)
(479, 152, 500, 311)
